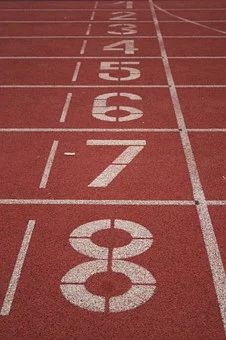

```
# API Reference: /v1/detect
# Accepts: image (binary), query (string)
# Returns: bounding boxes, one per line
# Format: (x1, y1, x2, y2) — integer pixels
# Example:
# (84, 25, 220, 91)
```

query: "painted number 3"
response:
(60, 219, 156, 313)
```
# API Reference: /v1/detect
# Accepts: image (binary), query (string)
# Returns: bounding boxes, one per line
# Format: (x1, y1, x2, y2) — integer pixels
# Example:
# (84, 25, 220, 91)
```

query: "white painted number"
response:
(60, 219, 156, 312)
(92, 92, 143, 122)
(113, 1, 133, 9)
(103, 40, 138, 55)
(110, 11, 136, 21)
(86, 139, 146, 187)
(99, 61, 140, 81)
(107, 23, 137, 35)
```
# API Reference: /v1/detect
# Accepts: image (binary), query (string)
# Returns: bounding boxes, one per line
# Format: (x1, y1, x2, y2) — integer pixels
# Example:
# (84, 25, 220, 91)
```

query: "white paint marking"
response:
(1, 7, 226, 11)
(0, 21, 155, 23)
(0, 128, 225, 133)
(150, 0, 226, 332)
(39, 140, 58, 188)
(0, 220, 36, 316)
(0, 36, 155, 39)
(154, 4, 226, 35)
(0, 199, 195, 205)
(94, 1, 98, 9)
(208, 201, 226, 205)
(86, 24, 92, 36)
(90, 12, 96, 21)
(87, 140, 146, 146)
(0, 128, 178, 132)
(72, 62, 81, 82)
(64, 152, 75, 156)
(60, 92, 72, 123)
(2, 85, 226, 88)
(80, 40, 87, 55)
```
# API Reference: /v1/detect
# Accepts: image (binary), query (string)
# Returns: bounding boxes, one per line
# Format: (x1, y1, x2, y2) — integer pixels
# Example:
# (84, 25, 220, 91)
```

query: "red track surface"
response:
(0, 1, 225, 339)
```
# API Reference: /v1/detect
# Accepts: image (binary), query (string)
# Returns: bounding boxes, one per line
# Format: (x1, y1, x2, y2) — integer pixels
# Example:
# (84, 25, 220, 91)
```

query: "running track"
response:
(0, 0, 225, 339)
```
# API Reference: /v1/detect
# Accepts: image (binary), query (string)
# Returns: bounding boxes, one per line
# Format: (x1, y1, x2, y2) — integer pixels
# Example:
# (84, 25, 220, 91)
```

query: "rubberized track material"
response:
(0, 1, 225, 339)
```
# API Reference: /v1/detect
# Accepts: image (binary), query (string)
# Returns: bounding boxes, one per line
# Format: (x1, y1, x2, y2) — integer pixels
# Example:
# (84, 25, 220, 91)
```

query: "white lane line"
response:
(158, 8, 226, 11)
(39, 140, 58, 188)
(0, 85, 169, 88)
(2, 85, 226, 88)
(150, 0, 226, 333)
(188, 129, 226, 132)
(208, 201, 226, 205)
(60, 93, 72, 123)
(154, 4, 226, 35)
(90, 11, 96, 21)
(87, 139, 146, 146)
(0, 128, 179, 132)
(86, 24, 92, 36)
(80, 40, 87, 55)
(1, 8, 226, 11)
(0, 36, 226, 39)
(0, 220, 36, 316)
(72, 62, 81, 82)
(0, 199, 195, 205)
(2, 56, 226, 59)
(0, 128, 224, 133)
(0, 20, 154, 23)
(0, 36, 155, 39)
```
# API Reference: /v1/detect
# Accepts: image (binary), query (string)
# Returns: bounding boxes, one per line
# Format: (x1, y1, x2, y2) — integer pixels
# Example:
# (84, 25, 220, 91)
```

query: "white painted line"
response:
(87, 140, 146, 146)
(188, 129, 226, 132)
(159, 20, 226, 23)
(90, 11, 96, 21)
(0, 85, 169, 88)
(0, 36, 156, 39)
(150, 0, 226, 333)
(2, 56, 226, 59)
(86, 24, 92, 36)
(1, 7, 226, 11)
(94, 1, 98, 9)
(0, 220, 36, 316)
(0, 199, 195, 205)
(0, 128, 225, 133)
(72, 62, 81, 82)
(154, 4, 226, 35)
(80, 40, 87, 55)
(208, 201, 226, 205)
(2, 84, 226, 88)
(1, 36, 226, 39)
(0, 20, 153, 23)
(158, 8, 226, 11)
(0, 56, 160, 59)
(39, 140, 58, 188)
(60, 92, 72, 123)
(64, 152, 75, 156)
(0, 128, 179, 133)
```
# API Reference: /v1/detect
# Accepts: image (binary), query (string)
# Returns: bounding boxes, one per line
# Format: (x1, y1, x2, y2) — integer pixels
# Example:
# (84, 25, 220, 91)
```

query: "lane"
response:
(0, 205, 225, 339)
(0, 88, 177, 128)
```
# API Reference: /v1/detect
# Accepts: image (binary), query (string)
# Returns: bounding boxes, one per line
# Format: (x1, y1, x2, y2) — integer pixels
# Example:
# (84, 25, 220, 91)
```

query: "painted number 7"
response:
(87, 139, 146, 187)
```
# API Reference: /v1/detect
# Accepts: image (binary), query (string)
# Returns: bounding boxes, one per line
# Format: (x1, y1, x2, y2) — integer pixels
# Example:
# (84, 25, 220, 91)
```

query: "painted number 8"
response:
(60, 219, 156, 313)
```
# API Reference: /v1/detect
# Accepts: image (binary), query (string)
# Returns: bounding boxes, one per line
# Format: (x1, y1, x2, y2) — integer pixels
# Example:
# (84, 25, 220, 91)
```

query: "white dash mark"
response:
(60, 92, 72, 123)
(0, 220, 36, 315)
(39, 140, 58, 188)
(64, 152, 75, 156)
(90, 11, 96, 21)
(72, 62, 81, 82)
(80, 40, 87, 55)
(86, 24, 92, 35)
